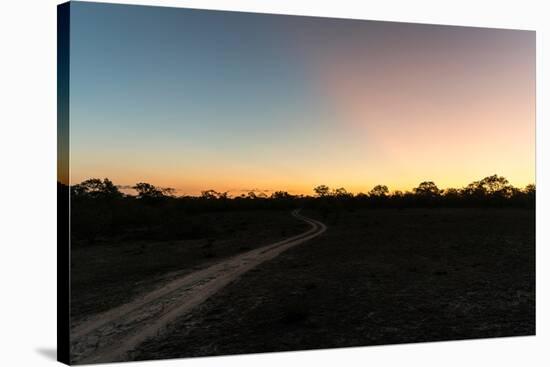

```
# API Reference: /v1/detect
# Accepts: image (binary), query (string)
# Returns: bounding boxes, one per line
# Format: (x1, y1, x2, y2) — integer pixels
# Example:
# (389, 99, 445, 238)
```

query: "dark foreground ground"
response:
(132, 208, 535, 360)
(71, 210, 308, 321)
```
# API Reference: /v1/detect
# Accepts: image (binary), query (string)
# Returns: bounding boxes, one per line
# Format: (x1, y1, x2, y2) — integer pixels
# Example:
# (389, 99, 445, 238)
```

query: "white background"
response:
(0, 0, 548, 366)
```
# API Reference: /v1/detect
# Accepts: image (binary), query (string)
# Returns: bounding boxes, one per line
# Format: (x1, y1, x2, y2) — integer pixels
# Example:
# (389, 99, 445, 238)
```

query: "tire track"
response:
(71, 210, 326, 364)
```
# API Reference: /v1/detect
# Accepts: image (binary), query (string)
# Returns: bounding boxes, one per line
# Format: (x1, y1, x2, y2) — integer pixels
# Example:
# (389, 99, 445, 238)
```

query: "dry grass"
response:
(133, 208, 535, 360)
(71, 210, 308, 321)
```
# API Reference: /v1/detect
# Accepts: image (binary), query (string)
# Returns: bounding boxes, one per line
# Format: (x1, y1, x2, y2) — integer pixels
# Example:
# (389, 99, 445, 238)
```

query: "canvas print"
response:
(57, 1, 535, 365)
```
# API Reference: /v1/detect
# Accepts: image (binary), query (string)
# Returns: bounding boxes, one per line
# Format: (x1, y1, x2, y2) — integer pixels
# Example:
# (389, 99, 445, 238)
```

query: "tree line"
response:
(67, 174, 534, 204)
(60, 174, 534, 245)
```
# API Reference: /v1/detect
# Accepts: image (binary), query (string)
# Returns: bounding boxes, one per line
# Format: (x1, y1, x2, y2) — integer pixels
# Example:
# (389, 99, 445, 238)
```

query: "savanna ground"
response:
(71, 210, 308, 322)
(129, 208, 535, 360)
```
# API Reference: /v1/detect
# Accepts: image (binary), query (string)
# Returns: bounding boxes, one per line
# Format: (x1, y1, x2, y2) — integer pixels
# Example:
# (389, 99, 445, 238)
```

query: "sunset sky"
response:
(66, 2, 535, 196)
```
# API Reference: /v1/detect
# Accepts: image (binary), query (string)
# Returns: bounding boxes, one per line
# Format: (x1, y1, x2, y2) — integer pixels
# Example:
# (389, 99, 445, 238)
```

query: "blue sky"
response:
(68, 2, 535, 195)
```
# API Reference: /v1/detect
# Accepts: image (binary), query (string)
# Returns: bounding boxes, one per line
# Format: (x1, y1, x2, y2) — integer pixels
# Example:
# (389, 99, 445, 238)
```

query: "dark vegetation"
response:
(134, 208, 535, 360)
(64, 174, 534, 246)
(66, 179, 311, 320)
(70, 209, 308, 320)
(63, 174, 534, 333)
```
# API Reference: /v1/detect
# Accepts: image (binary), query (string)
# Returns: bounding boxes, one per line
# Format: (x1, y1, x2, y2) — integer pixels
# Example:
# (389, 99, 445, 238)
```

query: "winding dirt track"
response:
(71, 210, 326, 364)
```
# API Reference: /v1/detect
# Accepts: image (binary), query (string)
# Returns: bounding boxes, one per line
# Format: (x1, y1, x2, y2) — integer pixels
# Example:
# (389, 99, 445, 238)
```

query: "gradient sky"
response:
(67, 2, 535, 195)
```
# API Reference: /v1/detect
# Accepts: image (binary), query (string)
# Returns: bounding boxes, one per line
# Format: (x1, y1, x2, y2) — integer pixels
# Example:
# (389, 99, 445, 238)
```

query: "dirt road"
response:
(71, 209, 326, 364)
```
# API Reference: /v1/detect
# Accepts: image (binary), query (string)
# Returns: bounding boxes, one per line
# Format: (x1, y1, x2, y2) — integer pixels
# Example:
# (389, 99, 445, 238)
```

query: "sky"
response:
(66, 2, 535, 196)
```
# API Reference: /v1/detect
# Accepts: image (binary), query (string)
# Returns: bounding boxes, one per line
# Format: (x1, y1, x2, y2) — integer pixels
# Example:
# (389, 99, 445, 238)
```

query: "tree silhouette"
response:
(201, 189, 221, 199)
(524, 184, 536, 206)
(392, 190, 404, 197)
(524, 184, 535, 194)
(69, 174, 533, 248)
(133, 183, 165, 199)
(161, 187, 176, 197)
(413, 181, 441, 197)
(369, 185, 389, 197)
(443, 188, 460, 198)
(463, 175, 513, 198)
(332, 187, 351, 198)
(480, 174, 514, 197)
(72, 178, 122, 200)
(271, 191, 293, 199)
(70, 178, 120, 244)
(313, 185, 330, 197)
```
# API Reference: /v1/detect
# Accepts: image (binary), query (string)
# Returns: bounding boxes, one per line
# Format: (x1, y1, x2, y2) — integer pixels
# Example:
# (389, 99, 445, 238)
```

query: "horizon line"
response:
(59, 175, 536, 197)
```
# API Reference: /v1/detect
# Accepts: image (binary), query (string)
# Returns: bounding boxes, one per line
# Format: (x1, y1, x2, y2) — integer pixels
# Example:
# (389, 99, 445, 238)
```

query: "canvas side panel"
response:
(57, 2, 70, 365)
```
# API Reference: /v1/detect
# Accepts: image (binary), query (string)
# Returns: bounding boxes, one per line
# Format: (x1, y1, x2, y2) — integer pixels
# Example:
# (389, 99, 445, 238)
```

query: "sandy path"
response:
(71, 210, 326, 364)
